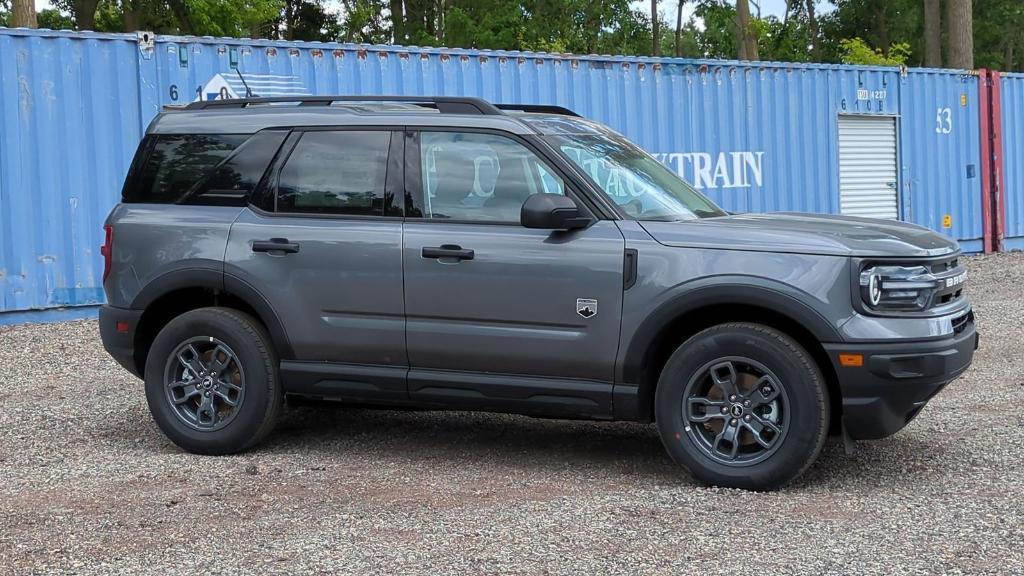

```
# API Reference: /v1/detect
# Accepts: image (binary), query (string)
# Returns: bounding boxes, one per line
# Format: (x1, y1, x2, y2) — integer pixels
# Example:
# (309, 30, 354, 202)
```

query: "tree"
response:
(946, 0, 972, 69)
(735, 0, 758, 60)
(674, 0, 684, 56)
(839, 36, 910, 65)
(37, 8, 76, 29)
(805, 0, 820, 60)
(11, 0, 36, 27)
(390, 0, 404, 43)
(922, 0, 941, 67)
(52, 0, 100, 30)
(651, 0, 660, 56)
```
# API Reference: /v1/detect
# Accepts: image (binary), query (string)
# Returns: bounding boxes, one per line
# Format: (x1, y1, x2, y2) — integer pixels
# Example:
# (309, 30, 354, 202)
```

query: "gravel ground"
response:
(1, 253, 1023, 576)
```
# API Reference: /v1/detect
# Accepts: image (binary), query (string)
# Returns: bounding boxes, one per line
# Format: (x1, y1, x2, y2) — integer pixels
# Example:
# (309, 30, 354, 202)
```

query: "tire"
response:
(654, 323, 829, 491)
(144, 307, 283, 455)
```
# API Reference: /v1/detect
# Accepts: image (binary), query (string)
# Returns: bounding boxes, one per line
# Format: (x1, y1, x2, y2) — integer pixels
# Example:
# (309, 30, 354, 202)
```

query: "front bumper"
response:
(99, 305, 143, 378)
(824, 314, 978, 440)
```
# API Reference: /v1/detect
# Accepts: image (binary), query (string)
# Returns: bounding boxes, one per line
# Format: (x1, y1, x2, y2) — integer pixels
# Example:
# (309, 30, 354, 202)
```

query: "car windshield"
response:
(546, 132, 726, 221)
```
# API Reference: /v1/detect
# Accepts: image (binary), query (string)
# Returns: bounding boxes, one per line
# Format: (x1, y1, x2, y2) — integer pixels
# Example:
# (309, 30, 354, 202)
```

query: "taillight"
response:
(100, 225, 113, 282)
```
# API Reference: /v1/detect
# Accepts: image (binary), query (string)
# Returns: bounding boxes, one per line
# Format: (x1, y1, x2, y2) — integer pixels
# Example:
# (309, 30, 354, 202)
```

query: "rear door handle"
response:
(422, 244, 474, 261)
(252, 238, 300, 254)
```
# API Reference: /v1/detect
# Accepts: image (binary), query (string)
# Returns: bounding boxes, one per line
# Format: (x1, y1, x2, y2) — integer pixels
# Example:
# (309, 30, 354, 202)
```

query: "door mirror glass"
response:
(521, 193, 591, 230)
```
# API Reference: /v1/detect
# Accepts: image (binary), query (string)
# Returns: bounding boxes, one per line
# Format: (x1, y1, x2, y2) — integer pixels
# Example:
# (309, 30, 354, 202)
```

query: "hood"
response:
(639, 213, 959, 258)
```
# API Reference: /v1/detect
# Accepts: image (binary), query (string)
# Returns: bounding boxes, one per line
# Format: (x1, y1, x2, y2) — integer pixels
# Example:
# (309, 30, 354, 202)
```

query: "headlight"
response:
(865, 271, 882, 306)
(859, 265, 965, 312)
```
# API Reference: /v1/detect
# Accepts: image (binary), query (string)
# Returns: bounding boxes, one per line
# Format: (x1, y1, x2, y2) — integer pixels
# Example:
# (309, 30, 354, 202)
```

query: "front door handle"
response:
(422, 244, 474, 261)
(252, 238, 300, 254)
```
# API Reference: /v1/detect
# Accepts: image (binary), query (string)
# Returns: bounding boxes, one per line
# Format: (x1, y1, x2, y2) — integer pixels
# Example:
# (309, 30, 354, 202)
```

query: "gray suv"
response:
(99, 96, 977, 490)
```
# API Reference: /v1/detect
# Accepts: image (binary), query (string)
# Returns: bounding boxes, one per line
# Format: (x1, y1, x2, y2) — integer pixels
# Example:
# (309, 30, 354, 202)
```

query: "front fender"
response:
(617, 275, 846, 400)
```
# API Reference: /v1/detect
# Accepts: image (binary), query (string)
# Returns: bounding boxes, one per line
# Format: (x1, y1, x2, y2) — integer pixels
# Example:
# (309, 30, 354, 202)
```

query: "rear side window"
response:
(276, 131, 391, 216)
(189, 131, 288, 206)
(124, 134, 246, 203)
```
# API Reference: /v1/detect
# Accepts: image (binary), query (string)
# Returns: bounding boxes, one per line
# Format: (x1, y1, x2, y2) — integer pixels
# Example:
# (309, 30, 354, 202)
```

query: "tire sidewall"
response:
(144, 308, 276, 454)
(655, 324, 827, 489)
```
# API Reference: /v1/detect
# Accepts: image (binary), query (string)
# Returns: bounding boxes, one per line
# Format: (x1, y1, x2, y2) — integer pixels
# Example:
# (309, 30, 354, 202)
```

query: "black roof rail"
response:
(494, 103, 581, 117)
(184, 95, 503, 115)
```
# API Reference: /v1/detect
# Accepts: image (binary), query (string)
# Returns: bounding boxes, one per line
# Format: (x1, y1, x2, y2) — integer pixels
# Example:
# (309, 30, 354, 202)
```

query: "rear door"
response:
(402, 129, 626, 417)
(224, 127, 407, 400)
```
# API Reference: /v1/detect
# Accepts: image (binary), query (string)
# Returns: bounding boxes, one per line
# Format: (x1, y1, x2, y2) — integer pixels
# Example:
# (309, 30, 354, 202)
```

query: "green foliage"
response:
(338, 0, 388, 43)
(182, 0, 281, 37)
(839, 37, 911, 66)
(9, 0, 1024, 72)
(38, 7, 76, 29)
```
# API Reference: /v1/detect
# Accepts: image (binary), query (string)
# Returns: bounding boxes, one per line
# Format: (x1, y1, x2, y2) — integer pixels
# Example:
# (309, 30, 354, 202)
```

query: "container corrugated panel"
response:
(999, 72, 1024, 250)
(0, 29, 992, 313)
(0, 29, 144, 313)
(150, 36, 908, 219)
(899, 69, 984, 252)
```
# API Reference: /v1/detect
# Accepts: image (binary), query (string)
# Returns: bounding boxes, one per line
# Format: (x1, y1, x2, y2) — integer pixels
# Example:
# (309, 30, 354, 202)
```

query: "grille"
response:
(951, 310, 972, 334)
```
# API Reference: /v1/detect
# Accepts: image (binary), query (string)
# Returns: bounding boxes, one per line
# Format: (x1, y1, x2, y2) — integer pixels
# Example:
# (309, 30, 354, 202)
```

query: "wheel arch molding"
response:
(617, 278, 844, 419)
(130, 267, 295, 366)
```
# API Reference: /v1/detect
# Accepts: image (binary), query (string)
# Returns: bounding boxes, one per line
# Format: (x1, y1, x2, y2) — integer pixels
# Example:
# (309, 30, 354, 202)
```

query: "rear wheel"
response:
(655, 323, 829, 490)
(144, 307, 282, 455)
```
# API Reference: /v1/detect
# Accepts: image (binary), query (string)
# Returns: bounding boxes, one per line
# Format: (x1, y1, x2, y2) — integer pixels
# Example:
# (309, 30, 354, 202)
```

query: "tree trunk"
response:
(651, 0, 660, 57)
(1004, 37, 1015, 71)
(674, 0, 683, 57)
(736, 0, 758, 60)
(167, 0, 194, 35)
(425, 0, 436, 39)
(390, 0, 405, 43)
(74, 0, 100, 31)
(923, 0, 941, 67)
(805, 0, 819, 61)
(11, 0, 37, 28)
(123, 10, 141, 31)
(284, 0, 296, 40)
(875, 1, 890, 57)
(946, 0, 973, 69)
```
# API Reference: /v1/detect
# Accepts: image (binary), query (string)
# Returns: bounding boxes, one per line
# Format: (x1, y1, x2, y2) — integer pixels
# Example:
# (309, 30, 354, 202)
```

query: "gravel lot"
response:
(1, 253, 1023, 576)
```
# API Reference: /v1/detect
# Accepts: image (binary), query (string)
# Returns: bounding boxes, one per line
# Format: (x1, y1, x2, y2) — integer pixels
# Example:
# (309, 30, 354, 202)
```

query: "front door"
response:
(402, 130, 625, 416)
(225, 128, 407, 399)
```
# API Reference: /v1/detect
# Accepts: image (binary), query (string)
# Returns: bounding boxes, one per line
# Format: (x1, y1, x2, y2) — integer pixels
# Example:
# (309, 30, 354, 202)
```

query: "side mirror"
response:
(520, 193, 591, 230)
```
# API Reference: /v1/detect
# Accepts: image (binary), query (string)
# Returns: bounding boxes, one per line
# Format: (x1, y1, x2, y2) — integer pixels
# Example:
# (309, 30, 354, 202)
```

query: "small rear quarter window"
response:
(123, 134, 247, 203)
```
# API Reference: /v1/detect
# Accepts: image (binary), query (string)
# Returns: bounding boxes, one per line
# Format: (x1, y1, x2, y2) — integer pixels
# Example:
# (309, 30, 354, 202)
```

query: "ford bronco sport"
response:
(100, 96, 978, 490)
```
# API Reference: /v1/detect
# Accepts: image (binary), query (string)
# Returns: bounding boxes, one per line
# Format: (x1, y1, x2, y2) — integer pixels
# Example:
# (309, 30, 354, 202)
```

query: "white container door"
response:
(838, 115, 899, 219)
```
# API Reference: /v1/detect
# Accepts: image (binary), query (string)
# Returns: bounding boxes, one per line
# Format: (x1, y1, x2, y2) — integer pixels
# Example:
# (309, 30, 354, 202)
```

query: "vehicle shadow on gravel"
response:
(101, 400, 949, 491)
(268, 403, 682, 478)
(264, 403, 948, 490)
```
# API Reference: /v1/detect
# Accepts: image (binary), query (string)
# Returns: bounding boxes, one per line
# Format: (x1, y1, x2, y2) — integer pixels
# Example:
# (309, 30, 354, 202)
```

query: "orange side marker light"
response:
(838, 353, 863, 367)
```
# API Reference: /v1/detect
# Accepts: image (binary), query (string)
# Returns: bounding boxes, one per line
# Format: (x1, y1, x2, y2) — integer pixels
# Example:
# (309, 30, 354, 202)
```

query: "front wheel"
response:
(655, 323, 829, 490)
(144, 307, 283, 455)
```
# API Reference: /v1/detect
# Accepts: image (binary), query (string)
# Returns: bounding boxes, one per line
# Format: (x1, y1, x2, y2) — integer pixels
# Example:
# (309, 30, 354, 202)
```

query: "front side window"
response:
(547, 131, 725, 221)
(277, 131, 391, 216)
(418, 131, 564, 222)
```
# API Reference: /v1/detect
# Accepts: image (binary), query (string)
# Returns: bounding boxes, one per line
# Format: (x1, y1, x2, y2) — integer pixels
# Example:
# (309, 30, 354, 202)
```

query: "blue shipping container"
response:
(998, 72, 1024, 250)
(0, 28, 991, 314)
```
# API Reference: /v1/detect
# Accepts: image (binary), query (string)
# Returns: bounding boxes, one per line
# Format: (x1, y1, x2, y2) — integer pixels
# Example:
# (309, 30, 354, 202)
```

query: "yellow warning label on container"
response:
(943, 214, 953, 228)
(960, 94, 968, 106)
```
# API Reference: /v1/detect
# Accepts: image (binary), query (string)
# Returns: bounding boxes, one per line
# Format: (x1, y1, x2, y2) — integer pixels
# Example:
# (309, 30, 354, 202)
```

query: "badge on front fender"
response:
(576, 298, 597, 319)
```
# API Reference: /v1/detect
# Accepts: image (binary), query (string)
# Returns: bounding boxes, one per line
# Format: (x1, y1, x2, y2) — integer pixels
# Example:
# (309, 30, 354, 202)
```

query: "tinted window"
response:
(124, 134, 246, 203)
(277, 131, 391, 216)
(419, 132, 564, 222)
(188, 130, 288, 206)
